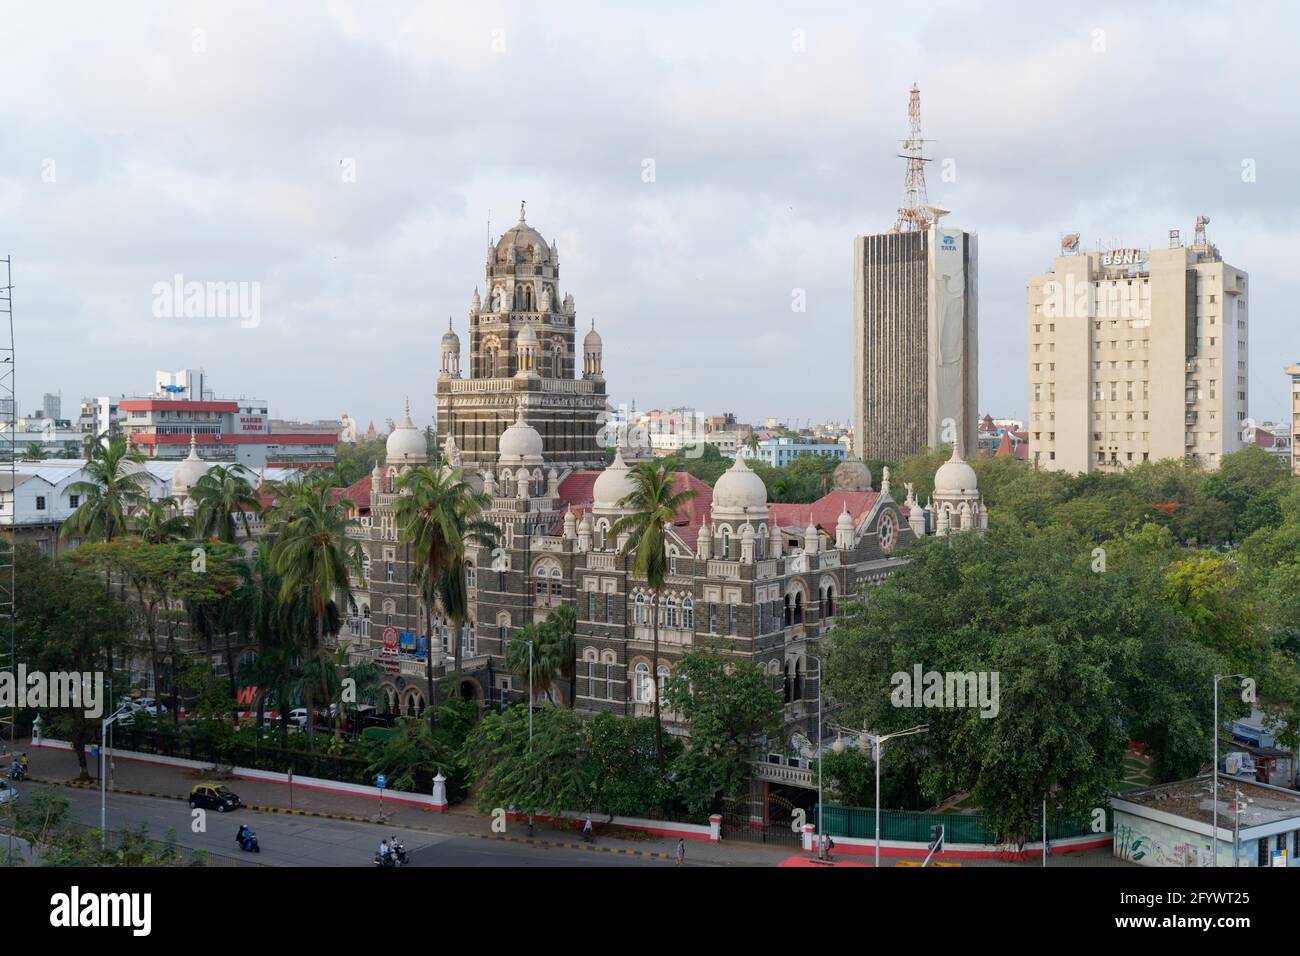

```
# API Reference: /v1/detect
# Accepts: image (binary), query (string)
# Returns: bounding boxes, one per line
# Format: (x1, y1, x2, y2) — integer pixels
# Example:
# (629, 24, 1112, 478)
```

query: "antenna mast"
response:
(894, 84, 933, 233)
(0, 256, 14, 867)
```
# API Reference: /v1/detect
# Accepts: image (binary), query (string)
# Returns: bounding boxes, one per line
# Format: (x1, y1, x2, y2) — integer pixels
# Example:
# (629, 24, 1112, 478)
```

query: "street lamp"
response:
(805, 653, 823, 849)
(1213, 673, 1246, 866)
(861, 724, 929, 869)
(524, 635, 534, 838)
(100, 703, 134, 848)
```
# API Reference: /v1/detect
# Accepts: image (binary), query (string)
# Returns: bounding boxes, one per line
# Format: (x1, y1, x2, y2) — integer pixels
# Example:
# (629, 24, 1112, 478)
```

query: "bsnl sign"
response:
(1101, 248, 1147, 267)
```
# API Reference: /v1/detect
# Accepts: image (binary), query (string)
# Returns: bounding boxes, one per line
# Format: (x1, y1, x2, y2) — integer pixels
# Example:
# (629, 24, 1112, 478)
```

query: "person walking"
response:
(675, 838, 685, 867)
(582, 816, 594, 844)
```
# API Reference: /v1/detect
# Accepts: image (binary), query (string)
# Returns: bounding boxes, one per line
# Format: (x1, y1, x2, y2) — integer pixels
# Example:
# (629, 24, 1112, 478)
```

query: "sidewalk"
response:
(20, 739, 794, 867)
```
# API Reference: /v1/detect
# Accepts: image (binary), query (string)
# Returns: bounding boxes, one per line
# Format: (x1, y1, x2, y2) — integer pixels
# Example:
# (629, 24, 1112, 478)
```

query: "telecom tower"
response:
(893, 83, 933, 233)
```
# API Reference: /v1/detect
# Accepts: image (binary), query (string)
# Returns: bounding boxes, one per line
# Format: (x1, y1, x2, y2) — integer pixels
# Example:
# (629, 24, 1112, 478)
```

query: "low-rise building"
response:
(1112, 775, 1300, 867)
(740, 436, 847, 468)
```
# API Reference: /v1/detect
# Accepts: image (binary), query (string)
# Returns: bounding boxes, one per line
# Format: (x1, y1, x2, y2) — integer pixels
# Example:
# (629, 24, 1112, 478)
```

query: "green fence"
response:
(813, 804, 1112, 844)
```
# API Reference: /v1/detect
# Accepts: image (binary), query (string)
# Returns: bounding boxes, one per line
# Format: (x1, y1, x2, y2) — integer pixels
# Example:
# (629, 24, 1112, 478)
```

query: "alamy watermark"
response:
(1, 666, 105, 718)
(151, 274, 261, 328)
(891, 664, 1000, 718)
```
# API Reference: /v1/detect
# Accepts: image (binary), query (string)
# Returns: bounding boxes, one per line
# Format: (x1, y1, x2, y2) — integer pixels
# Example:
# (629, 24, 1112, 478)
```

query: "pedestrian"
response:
(582, 816, 593, 844)
(675, 838, 685, 867)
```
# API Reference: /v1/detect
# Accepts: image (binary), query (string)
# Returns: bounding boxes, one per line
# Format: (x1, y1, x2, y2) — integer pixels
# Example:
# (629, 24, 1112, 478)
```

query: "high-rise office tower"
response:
(852, 86, 979, 463)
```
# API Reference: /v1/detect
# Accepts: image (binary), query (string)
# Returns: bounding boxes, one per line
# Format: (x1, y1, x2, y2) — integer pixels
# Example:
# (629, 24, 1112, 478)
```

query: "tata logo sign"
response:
(1101, 248, 1146, 267)
(940, 234, 958, 252)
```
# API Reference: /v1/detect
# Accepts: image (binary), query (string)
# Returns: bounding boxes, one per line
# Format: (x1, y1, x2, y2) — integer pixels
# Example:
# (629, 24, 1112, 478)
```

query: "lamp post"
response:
(1212, 673, 1246, 866)
(525, 635, 534, 838)
(806, 653, 824, 845)
(862, 724, 929, 869)
(100, 704, 134, 849)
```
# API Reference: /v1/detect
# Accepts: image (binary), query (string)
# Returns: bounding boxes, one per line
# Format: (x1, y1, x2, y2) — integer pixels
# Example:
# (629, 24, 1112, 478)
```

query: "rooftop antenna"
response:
(894, 84, 934, 233)
(1194, 215, 1210, 247)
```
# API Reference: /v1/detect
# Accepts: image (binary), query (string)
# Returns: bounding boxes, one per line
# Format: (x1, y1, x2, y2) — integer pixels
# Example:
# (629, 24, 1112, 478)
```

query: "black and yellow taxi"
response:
(189, 782, 242, 813)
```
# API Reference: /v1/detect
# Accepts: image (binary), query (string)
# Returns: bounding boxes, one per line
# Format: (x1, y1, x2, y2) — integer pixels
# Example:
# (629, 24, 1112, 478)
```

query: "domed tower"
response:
(440, 318, 461, 379)
(386, 399, 427, 468)
(710, 455, 768, 560)
(930, 445, 986, 535)
(171, 431, 209, 516)
(832, 457, 873, 492)
(583, 319, 603, 380)
(437, 201, 607, 471)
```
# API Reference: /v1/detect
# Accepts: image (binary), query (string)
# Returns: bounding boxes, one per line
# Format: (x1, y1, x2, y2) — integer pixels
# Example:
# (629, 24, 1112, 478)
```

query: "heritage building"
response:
(337, 206, 988, 771)
(435, 204, 608, 473)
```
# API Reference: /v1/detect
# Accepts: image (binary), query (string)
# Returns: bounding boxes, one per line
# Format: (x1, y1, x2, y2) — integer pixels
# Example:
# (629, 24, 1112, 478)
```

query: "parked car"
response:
(288, 708, 308, 728)
(0, 779, 18, 805)
(188, 783, 242, 813)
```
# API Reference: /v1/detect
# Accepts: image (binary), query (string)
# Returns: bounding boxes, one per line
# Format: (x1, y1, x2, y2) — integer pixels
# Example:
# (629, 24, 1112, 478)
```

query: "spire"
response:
(519, 200, 526, 222)
(403, 397, 414, 427)
(448, 316, 453, 332)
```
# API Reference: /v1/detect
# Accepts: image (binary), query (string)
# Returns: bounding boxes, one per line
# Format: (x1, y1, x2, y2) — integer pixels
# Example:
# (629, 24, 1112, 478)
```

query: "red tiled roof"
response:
(769, 491, 879, 533)
(556, 471, 600, 510)
(994, 431, 1015, 457)
(667, 472, 713, 547)
(329, 474, 373, 515)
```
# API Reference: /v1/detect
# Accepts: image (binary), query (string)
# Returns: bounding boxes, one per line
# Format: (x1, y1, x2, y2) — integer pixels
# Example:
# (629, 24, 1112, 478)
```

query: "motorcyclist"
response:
(236, 824, 252, 847)
(378, 837, 391, 865)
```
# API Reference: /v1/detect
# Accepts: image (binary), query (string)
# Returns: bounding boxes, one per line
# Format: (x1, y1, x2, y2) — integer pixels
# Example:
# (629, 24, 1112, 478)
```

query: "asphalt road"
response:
(23, 783, 662, 867)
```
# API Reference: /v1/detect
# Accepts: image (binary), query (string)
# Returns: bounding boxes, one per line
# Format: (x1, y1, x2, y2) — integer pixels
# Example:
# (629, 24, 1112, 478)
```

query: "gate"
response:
(720, 793, 805, 847)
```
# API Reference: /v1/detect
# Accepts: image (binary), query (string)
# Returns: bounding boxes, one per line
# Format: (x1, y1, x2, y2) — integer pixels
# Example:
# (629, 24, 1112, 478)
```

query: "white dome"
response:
(713, 454, 767, 510)
(934, 448, 978, 494)
(593, 448, 637, 510)
(584, 321, 602, 349)
(172, 433, 209, 493)
(498, 409, 543, 461)
(386, 400, 426, 462)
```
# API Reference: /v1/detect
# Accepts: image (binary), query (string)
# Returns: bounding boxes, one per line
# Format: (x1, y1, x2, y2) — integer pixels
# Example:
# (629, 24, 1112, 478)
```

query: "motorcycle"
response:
(390, 839, 409, 865)
(6, 764, 25, 781)
(372, 851, 399, 867)
(235, 828, 260, 853)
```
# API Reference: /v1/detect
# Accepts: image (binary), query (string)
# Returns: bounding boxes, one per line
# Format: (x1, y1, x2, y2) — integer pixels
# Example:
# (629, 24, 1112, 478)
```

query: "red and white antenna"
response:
(894, 84, 933, 233)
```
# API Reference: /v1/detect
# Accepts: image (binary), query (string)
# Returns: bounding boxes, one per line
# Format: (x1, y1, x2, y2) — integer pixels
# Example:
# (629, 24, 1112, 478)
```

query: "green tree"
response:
(132, 497, 190, 544)
(662, 647, 783, 817)
(609, 462, 697, 772)
(392, 465, 497, 729)
(465, 703, 587, 819)
(62, 433, 149, 544)
(584, 712, 679, 817)
(190, 464, 260, 543)
(267, 483, 361, 750)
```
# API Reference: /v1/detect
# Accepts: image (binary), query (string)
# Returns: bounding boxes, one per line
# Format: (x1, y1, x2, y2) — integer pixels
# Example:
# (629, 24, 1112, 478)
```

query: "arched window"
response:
(549, 567, 562, 598)
(665, 598, 678, 628)
(361, 604, 371, 637)
(634, 663, 651, 703)
(794, 591, 803, 624)
(721, 528, 731, 559)
(361, 555, 371, 581)
(657, 666, 670, 705)
(826, 585, 835, 617)
(682, 597, 694, 630)
(596, 521, 608, 551)
(383, 600, 395, 627)
(783, 594, 792, 628)
(466, 561, 476, 590)
(635, 593, 646, 625)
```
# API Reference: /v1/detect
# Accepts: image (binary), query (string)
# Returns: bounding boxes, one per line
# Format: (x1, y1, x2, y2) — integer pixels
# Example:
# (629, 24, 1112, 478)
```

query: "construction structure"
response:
(852, 86, 979, 464)
(0, 258, 16, 808)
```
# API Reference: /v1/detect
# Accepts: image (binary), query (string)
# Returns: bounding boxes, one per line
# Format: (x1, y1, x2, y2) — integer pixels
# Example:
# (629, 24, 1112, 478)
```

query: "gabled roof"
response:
(329, 474, 373, 515)
(556, 471, 599, 510)
(769, 491, 880, 534)
(666, 472, 713, 548)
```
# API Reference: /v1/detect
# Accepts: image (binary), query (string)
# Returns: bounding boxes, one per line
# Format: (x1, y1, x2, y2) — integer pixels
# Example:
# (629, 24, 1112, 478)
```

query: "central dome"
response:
(495, 203, 550, 262)
(171, 432, 209, 494)
(832, 457, 872, 492)
(713, 454, 768, 510)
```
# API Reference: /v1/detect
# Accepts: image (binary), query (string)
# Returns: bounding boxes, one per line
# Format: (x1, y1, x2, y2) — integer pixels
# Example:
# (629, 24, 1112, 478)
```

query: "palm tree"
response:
(608, 462, 696, 773)
(132, 497, 190, 543)
(744, 433, 761, 457)
(22, 441, 47, 460)
(392, 465, 497, 732)
(190, 464, 260, 543)
(504, 608, 576, 707)
(62, 433, 150, 544)
(267, 483, 360, 750)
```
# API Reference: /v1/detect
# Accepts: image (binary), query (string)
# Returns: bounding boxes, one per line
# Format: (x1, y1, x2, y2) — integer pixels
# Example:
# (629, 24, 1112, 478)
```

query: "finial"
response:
(403, 396, 413, 426)
(519, 200, 526, 222)
(448, 316, 453, 331)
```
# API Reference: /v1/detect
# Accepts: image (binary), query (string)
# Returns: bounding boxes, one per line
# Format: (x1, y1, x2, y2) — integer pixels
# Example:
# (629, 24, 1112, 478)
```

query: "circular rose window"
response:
(878, 511, 896, 553)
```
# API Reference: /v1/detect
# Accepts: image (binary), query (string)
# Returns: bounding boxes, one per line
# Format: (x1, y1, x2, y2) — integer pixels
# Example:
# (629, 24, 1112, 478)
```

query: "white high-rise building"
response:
(1027, 224, 1248, 472)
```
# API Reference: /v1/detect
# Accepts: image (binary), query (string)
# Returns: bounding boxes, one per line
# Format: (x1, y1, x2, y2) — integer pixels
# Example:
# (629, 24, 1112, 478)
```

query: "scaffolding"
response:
(0, 257, 13, 757)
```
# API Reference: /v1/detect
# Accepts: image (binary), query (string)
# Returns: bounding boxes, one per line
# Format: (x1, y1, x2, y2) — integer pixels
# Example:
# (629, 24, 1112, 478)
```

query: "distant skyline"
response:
(5, 1, 1299, 439)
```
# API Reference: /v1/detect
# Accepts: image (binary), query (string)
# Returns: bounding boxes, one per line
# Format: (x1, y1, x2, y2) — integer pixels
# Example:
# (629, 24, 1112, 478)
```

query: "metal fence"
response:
(813, 804, 1112, 844)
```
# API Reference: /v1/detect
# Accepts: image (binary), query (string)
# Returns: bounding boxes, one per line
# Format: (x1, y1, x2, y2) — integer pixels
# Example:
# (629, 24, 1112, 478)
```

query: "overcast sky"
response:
(4, 0, 1297, 435)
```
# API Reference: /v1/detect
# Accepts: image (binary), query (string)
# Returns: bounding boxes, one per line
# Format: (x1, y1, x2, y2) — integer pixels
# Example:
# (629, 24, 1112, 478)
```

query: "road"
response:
(21, 783, 664, 867)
